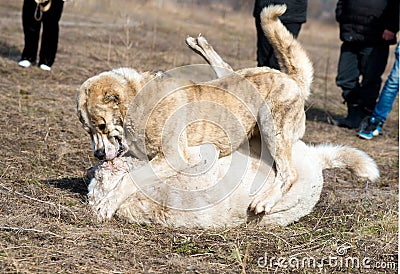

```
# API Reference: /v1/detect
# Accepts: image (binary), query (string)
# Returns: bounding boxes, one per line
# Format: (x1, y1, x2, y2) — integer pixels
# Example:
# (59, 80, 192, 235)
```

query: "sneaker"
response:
(39, 64, 51, 71)
(358, 117, 383, 140)
(18, 60, 32, 68)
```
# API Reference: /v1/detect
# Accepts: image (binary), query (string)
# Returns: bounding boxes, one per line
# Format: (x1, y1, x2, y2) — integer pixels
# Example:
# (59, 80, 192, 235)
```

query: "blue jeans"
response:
(372, 43, 400, 123)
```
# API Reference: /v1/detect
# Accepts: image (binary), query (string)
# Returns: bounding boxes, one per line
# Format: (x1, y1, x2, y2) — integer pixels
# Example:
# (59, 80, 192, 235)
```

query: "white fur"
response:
(111, 67, 143, 83)
(88, 140, 378, 228)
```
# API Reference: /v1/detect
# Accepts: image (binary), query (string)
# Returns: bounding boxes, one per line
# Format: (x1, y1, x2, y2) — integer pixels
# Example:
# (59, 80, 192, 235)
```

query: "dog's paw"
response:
(185, 36, 200, 49)
(92, 193, 122, 221)
(249, 188, 283, 214)
(196, 35, 210, 48)
(185, 35, 207, 56)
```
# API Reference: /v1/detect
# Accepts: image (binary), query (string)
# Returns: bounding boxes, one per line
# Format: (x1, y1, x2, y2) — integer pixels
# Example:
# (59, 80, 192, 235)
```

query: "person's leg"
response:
(255, 16, 278, 69)
(20, 0, 41, 63)
(283, 23, 302, 39)
(39, 0, 64, 67)
(358, 44, 397, 139)
(336, 42, 361, 103)
(371, 43, 399, 122)
(255, 19, 302, 69)
(358, 44, 390, 111)
(334, 42, 369, 128)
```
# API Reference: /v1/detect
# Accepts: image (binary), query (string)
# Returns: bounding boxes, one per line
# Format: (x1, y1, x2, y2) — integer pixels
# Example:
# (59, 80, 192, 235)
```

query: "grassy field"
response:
(0, 1, 398, 273)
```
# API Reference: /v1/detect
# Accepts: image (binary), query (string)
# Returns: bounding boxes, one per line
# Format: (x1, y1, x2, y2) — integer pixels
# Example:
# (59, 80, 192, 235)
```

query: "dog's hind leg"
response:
(185, 35, 233, 78)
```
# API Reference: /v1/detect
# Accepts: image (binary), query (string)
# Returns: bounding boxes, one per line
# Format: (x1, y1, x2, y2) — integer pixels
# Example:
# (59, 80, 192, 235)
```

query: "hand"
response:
(382, 29, 395, 41)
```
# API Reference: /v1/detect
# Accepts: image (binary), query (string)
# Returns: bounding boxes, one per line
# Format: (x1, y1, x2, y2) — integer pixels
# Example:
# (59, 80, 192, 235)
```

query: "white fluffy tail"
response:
(314, 144, 380, 182)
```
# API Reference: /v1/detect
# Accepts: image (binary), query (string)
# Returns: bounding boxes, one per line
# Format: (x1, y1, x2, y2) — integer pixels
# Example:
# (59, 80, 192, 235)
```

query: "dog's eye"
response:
(98, 124, 106, 131)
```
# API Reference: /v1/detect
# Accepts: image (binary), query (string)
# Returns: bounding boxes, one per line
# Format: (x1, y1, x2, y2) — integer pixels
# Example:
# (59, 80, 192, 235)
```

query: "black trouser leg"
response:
(39, 0, 64, 67)
(21, 0, 41, 63)
(359, 44, 389, 110)
(255, 17, 301, 69)
(336, 42, 389, 110)
(336, 42, 361, 103)
(335, 42, 389, 128)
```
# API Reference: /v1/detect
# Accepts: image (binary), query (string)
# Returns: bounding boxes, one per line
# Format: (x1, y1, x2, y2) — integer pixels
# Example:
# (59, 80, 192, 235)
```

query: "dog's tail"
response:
(260, 5, 313, 100)
(313, 144, 380, 182)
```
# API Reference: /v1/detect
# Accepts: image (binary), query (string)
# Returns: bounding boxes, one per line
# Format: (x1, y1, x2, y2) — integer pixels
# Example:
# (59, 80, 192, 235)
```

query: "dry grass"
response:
(0, 1, 398, 273)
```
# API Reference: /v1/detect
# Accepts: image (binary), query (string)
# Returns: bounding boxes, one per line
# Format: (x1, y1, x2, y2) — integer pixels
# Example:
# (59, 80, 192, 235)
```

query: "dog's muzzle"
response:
(94, 137, 127, 160)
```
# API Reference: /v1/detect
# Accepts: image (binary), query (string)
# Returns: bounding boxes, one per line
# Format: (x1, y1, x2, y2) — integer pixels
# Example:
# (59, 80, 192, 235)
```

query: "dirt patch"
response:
(0, 1, 397, 273)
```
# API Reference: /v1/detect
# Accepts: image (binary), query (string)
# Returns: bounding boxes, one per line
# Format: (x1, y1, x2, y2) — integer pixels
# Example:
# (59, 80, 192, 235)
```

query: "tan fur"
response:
(77, 5, 314, 213)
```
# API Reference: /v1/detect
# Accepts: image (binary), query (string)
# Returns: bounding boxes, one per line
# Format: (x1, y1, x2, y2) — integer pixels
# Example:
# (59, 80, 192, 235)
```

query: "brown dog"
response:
(77, 5, 314, 214)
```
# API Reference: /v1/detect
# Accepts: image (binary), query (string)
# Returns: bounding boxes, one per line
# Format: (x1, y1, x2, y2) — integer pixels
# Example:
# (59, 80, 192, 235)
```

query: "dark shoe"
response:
(333, 104, 371, 129)
(332, 117, 358, 128)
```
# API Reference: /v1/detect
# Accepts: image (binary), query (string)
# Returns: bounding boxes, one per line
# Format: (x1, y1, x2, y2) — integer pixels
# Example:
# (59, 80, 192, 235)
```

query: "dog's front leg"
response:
(185, 35, 233, 78)
(249, 105, 298, 214)
(250, 143, 298, 214)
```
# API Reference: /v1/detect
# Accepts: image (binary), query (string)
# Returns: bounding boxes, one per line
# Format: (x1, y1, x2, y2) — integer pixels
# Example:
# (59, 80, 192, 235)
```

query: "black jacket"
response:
(253, 0, 307, 24)
(336, 0, 399, 44)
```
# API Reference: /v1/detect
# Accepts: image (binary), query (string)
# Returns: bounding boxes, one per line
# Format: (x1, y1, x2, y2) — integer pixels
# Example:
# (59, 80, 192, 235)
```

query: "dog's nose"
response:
(94, 149, 106, 160)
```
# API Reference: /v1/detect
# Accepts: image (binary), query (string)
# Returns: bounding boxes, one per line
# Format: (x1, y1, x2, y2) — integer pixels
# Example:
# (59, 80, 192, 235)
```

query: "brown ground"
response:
(0, 1, 398, 273)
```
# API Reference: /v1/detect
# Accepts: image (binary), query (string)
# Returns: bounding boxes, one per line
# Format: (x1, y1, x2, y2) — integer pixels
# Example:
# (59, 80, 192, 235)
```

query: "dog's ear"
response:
(76, 86, 87, 122)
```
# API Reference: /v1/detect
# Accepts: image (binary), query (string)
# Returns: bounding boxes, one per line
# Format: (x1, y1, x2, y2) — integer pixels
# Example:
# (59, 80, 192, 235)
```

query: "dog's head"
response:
(77, 68, 144, 161)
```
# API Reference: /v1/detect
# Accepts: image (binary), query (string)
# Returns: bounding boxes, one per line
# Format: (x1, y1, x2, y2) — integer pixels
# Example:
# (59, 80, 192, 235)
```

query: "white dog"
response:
(88, 139, 378, 228)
